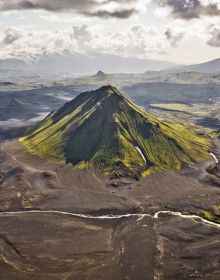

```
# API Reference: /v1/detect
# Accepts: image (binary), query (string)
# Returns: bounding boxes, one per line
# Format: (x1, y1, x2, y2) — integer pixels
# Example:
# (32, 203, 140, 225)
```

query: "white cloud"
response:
(0, 26, 79, 59)
(207, 24, 220, 47)
(164, 27, 184, 47)
(1, 18, 219, 62)
(0, 24, 177, 59)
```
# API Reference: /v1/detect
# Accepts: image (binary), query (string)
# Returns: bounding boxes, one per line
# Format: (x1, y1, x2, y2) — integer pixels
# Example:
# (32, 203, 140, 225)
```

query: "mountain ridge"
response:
(0, 52, 176, 75)
(174, 58, 220, 74)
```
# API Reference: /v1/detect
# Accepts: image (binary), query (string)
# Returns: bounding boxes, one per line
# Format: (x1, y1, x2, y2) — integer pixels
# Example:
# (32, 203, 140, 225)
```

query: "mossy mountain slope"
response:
(21, 85, 211, 176)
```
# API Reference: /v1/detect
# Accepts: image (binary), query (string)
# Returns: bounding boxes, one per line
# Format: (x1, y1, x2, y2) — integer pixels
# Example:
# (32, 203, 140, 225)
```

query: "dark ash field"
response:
(0, 138, 220, 280)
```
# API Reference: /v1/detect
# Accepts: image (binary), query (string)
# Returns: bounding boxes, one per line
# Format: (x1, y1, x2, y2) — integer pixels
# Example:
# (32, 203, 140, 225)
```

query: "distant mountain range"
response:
(174, 58, 220, 74)
(0, 52, 176, 76)
(21, 85, 210, 177)
(0, 53, 219, 77)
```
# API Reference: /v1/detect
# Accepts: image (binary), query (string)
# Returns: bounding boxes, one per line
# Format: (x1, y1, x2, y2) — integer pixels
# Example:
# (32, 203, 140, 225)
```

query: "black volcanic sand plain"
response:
(0, 139, 220, 279)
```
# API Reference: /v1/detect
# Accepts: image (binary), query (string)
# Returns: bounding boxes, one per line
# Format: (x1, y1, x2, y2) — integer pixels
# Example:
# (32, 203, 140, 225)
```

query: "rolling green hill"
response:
(21, 85, 211, 177)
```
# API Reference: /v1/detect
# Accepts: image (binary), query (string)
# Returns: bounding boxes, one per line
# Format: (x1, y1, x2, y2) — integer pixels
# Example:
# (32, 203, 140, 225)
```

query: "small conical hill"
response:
(95, 71, 106, 78)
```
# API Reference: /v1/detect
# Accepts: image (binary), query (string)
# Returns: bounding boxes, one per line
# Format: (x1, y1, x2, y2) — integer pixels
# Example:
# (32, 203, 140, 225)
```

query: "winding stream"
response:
(0, 210, 219, 229)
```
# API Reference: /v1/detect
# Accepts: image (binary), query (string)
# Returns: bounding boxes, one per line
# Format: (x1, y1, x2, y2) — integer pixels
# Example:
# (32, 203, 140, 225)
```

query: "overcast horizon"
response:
(0, 0, 220, 65)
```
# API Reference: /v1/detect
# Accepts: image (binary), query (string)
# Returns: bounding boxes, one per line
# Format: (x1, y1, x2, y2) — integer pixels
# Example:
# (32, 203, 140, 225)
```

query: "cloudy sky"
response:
(0, 0, 220, 64)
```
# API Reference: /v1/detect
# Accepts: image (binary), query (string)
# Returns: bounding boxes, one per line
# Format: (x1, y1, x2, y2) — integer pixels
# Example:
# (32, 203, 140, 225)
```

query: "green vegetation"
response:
(151, 102, 220, 121)
(200, 205, 220, 224)
(21, 85, 211, 177)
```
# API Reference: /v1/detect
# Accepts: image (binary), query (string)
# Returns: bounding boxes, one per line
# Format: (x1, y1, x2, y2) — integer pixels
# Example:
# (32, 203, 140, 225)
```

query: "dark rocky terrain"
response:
(0, 77, 220, 279)
(0, 138, 220, 279)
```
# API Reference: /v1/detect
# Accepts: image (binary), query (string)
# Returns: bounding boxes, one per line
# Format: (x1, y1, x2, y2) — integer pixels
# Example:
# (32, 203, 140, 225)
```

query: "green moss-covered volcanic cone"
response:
(21, 85, 211, 176)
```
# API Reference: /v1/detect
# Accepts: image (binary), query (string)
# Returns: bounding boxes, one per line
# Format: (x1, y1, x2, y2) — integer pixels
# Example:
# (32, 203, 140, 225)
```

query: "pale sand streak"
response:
(135, 146, 146, 163)
(210, 152, 219, 164)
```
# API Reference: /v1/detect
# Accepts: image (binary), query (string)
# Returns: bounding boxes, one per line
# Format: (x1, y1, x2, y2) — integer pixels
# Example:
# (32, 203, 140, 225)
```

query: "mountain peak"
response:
(97, 85, 123, 97)
(98, 84, 115, 91)
(22, 86, 210, 177)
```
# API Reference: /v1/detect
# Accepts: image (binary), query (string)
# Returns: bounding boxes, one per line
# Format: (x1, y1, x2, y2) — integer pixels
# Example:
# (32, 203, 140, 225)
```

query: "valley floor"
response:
(0, 139, 220, 279)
